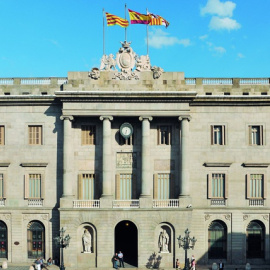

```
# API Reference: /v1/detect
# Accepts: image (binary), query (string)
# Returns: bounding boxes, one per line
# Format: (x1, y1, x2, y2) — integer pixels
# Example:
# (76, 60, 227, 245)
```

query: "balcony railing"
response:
(0, 77, 68, 85)
(73, 200, 100, 208)
(113, 200, 139, 208)
(153, 199, 179, 208)
(211, 199, 226, 206)
(249, 199, 264, 206)
(28, 199, 43, 207)
(0, 198, 6, 206)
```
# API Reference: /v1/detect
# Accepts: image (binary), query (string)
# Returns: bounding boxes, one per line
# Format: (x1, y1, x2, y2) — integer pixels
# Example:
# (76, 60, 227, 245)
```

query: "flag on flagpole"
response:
(128, 9, 150, 24)
(148, 12, 170, 28)
(105, 12, 129, 27)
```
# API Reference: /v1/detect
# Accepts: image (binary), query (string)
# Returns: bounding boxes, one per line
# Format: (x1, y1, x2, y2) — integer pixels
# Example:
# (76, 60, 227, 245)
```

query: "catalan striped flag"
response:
(105, 12, 129, 27)
(128, 9, 150, 24)
(148, 12, 170, 28)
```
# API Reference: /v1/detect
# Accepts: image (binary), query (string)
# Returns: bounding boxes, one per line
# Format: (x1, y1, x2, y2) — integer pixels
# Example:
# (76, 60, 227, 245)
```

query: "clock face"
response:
(120, 123, 133, 139)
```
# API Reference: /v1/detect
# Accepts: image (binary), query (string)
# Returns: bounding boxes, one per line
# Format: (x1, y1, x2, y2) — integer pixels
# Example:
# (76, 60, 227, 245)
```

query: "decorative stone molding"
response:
(100, 54, 117, 71)
(262, 215, 269, 221)
(224, 214, 231, 221)
(139, 116, 153, 122)
(151, 66, 163, 79)
(41, 214, 49, 220)
(243, 215, 249, 221)
(242, 163, 270, 168)
(178, 115, 192, 122)
(60, 115, 74, 121)
(0, 163, 10, 167)
(4, 214, 10, 220)
(204, 162, 232, 167)
(135, 55, 151, 71)
(99, 116, 113, 121)
(20, 163, 48, 167)
(205, 214, 211, 221)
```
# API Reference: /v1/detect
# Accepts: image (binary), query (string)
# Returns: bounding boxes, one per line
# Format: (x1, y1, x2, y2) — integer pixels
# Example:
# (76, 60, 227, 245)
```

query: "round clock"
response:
(120, 122, 133, 139)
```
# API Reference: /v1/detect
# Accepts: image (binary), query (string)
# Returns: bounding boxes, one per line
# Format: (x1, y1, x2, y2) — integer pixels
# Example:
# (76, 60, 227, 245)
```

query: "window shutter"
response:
(0, 126, 4, 145)
(115, 174, 120, 200)
(263, 175, 267, 199)
(168, 126, 172, 145)
(153, 174, 158, 199)
(246, 174, 250, 199)
(207, 174, 212, 199)
(24, 174, 29, 199)
(132, 174, 137, 199)
(94, 174, 97, 199)
(78, 174, 83, 199)
(2, 173, 6, 198)
(41, 174, 45, 199)
(170, 174, 175, 199)
(222, 126, 226, 145)
(224, 174, 228, 198)
(210, 126, 214, 145)
(260, 126, 263, 145)
(248, 126, 252, 145)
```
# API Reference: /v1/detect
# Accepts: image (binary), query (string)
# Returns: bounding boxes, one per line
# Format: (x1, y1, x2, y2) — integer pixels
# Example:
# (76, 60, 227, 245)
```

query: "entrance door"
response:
(115, 220, 138, 267)
(0, 221, 7, 258)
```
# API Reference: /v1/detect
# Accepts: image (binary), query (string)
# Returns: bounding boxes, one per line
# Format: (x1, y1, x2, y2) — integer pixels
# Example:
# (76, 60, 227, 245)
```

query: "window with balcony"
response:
(78, 173, 95, 200)
(81, 125, 96, 145)
(211, 125, 226, 145)
(115, 174, 136, 200)
(157, 126, 172, 145)
(24, 174, 44, 206)
(153, 173, 175, 199)
(207, 173, 228, 205)
(28, 126, 42, 145)
(246, 174, 266, 206)
(249, 125, 263, 145)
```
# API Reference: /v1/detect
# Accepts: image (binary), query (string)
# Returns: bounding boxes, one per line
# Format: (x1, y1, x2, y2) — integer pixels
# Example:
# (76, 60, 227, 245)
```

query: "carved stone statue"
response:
(158, 229, 169, 253)
(151, 66, 164, 79)
(135, 55, 151, 71)
(82, 229, 92, 253)
(100, 54, 116, 71)
(89, 67, 100, 80)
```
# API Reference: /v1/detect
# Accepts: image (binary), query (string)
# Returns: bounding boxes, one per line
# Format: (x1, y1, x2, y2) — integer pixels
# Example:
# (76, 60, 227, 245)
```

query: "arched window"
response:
(0, 221, 7, 258)
(27, 221, 45, 259)
(208, 220, 227, 259)
(246, 220, 265, 258)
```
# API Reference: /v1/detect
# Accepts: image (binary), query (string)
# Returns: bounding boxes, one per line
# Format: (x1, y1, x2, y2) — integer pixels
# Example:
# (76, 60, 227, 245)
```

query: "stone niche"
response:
(77, 223, 96, 268)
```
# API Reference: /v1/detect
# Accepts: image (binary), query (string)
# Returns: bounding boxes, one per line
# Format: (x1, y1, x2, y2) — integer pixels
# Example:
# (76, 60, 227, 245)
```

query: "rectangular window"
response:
(157, 126, 172, 145)
(28, 126, 42, 145)
(153, 173, 174, 199)
(0, 126, 5, 145)
(247, 174, 264, 198)
(249, 125, 263, 145)
(29, 174, 41, 198)
(115, 174, 136, 200)
(211, 125, 225, 145)
(208, 173, 228, 199)
(81, 125, 96, 145)
(78, 174, 95, 200)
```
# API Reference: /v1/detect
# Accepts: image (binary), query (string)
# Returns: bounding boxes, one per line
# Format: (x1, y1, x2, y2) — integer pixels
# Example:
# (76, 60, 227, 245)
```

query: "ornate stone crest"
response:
(89, 67, 100, 80)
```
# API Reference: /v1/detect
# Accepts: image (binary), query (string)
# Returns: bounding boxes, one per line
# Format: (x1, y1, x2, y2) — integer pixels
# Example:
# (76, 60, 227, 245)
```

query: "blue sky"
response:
(0, 0, 270, 78)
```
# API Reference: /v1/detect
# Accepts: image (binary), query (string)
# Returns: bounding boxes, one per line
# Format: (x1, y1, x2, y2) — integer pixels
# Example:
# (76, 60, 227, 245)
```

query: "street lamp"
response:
(177, 228, 197, 270)
(54, 227, 71, 270)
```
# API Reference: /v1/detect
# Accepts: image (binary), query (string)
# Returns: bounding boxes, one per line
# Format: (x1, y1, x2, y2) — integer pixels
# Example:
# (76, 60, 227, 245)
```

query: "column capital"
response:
(60, 115, 74, 121)
(99, 116, 113, 121)
(178, 115, 191, 122)
(139, 116, 153, 122)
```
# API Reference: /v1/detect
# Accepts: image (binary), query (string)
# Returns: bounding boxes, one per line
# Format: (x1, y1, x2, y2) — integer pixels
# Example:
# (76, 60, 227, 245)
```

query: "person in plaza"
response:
(190, 255, 195, 270)
(219, 260, 224, 270)
(113, 253, 119, 269)
(40, 258, 49, 270)
(35, 258, 41, 270)
(118, 251, 125, 268)
(47, 258, 52, 266)
(176, 258, 180, 269)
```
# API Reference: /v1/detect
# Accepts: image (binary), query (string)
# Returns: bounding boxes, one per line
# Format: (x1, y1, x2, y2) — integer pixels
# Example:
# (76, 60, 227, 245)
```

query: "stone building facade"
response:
(0, 45, 270, 269)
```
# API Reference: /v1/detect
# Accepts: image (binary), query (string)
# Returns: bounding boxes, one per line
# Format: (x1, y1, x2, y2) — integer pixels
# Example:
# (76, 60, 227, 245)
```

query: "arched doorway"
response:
(0, 221, 7, 258)
(27, 221, 45, 259)
(246, 220, 265, 259)
(115, 220, 137, 267)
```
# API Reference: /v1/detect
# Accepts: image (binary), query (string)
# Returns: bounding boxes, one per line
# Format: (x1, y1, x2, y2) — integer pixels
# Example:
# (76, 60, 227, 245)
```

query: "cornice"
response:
(242, 163, 270, 168)
(20, 163, 48, 167)
(204, 162, 232, 167)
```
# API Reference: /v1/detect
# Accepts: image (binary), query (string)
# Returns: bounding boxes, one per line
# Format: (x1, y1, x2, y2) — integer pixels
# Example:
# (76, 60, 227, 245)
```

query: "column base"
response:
(100, 195, 113, 208)
(60, 196, 74, 208)
(178, 196, 192, 209)
(139, 195, 152, 208)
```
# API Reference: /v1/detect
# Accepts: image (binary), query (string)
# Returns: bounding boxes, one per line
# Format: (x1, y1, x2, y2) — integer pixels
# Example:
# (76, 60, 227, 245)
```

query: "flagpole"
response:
(146, 8, 149, 56)
(125, 3, 127, 41)
(103, 8, 105, 55)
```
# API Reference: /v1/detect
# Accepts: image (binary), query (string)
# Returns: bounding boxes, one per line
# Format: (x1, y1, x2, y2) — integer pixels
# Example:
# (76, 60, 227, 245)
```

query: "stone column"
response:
(100, 116, 113, 207)
(60, 115, 74, 207)
(139, 116, 153, 208)
(178, 116, 191, 205)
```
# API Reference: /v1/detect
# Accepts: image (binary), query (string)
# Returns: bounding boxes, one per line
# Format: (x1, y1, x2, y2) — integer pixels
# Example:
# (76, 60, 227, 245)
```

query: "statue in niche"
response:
(158, 229, 169, 253)
(82, 228, 92, 253)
